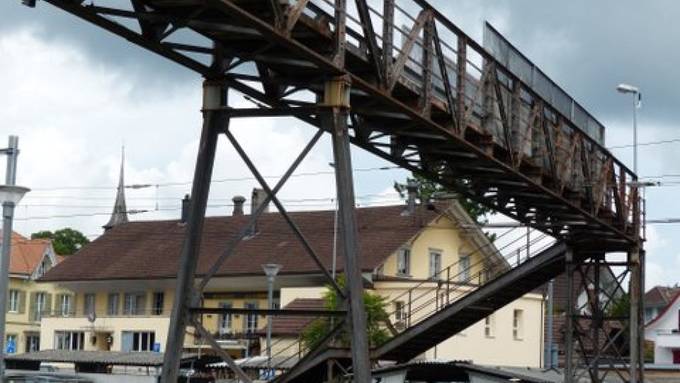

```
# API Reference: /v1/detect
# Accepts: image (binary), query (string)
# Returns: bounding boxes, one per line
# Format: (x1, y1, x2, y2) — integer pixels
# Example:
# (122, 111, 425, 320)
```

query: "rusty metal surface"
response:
(41, 0, 640, 251)
(33, 1, 645, 381)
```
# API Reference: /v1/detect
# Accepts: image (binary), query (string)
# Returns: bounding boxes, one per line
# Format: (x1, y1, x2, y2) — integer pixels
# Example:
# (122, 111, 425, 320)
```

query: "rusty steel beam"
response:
(43, 0, 639, 246)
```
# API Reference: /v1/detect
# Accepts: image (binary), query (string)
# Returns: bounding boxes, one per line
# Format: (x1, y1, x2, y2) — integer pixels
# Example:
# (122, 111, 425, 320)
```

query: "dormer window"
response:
(36, 258, 52, 278)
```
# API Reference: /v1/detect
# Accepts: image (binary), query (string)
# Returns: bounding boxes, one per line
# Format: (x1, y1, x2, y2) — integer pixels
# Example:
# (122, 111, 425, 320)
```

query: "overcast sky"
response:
(2, 1, 679, 289)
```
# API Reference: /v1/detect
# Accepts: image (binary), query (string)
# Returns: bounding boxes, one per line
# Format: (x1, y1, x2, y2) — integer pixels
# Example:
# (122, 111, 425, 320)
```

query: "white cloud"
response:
(0, 28, 337, 237)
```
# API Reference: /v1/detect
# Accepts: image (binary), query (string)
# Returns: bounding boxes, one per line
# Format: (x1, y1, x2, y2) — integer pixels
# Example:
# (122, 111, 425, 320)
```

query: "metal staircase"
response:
(376, 241, 567, 362)
(276, 231, 566, 382)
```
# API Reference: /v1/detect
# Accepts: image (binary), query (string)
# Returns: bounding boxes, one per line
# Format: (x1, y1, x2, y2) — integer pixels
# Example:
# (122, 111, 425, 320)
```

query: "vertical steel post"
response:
(564, 248, 575, 383)
(161, 80, 226, 382)
(0, 204, 13, 377)
(639, 248, 646, 383)
(545, 279, 554, 368)
(592, 257, 601, 382)
(327, 76, 371, 383)
(629, 245, 641, 383)
(0, 136, 19, 378)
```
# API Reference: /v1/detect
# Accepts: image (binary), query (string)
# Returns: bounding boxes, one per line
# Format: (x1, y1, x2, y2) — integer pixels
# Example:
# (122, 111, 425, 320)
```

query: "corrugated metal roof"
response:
(6, 350, 196, 367)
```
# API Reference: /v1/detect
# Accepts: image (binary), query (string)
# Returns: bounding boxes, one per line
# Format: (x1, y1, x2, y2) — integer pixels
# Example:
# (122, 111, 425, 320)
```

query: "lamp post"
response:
(616, 83, 641, 174)
(0, 136, 29, 377)
(262, 263, 281, 378)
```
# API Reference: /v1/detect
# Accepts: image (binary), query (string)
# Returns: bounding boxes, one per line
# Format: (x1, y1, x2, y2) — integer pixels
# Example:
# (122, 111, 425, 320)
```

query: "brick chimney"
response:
(403, 179, 418, 215)
(251, 188, 270, 214)
(232, 195, 245, 216)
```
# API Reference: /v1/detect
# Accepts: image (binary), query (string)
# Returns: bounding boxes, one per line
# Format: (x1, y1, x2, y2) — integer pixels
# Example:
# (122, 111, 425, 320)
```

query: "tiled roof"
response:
(41, 204, 444, 282)
(269, 298, 325, 336)
(0, 231, 52, 276)
(645, 285, 680, 308)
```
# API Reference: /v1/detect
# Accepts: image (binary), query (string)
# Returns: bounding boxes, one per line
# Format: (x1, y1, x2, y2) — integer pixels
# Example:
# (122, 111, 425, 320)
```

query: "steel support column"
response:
(629, 245, 642, 383)
(326, 77, 372, 383)
(564, 248, 575, 383)
(161, 80, 227, 383)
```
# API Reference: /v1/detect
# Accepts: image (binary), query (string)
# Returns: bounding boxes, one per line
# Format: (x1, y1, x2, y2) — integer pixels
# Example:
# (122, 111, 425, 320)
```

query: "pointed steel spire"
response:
(103, 146, 129, 231)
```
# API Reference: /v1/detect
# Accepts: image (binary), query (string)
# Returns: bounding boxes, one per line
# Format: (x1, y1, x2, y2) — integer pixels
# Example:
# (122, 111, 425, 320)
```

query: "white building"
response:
(645, 292, 680, 365)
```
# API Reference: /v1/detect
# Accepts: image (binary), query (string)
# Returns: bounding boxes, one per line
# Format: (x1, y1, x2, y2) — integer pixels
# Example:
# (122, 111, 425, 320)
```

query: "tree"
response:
(301, 276, 390, 350)
(394, 173, 497, 240)
(31, 228, 90, 255)
(606, 292, 630, 319)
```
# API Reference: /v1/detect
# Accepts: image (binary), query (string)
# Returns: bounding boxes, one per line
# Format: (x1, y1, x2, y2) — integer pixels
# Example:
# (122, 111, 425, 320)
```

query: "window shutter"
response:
(29, 292, 38, 321)
(46, 294, 53, 317)
(18, 291, 26, 314)
(71, 294, 77, 316)
(56, 294, 63, 315)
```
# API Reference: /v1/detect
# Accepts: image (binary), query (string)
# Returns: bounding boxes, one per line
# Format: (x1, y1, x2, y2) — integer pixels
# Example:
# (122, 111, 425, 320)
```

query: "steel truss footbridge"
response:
(26, 0, 644, 382)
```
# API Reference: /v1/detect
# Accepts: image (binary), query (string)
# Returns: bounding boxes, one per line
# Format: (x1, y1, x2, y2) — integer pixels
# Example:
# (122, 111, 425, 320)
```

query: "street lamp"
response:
(0, 136, 29, 377)
(262, 263, 282, 379)
(616, 83, 642, 174)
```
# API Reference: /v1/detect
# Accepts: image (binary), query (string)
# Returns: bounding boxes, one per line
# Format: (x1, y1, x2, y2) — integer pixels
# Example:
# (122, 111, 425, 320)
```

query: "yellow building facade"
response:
(39, 201, 544, 367)
(4, 232, 71, 354)
(273, 212, 545, 367)
(39, 284, 273, 357)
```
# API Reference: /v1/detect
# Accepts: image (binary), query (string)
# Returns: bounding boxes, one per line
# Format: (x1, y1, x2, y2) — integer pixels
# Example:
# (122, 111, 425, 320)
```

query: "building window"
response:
(484, 315, 495, 338)
(123, 293, 146, 316)
(6, 334, 17, 354)
(394, 301, 406, 325)
(57, 294, 73, 317)
(513, 309, 524, 340)
(25, 335, 40, 353)
(32, 293, 48, 322)
(122, 331, 156, 352)
(397, 248, 411, 276)
(219, 302, 233, 335)
(107, 293, 119, 316)
(152, 292, 164, 316)
(429, 250, 442, 280)
(244, 302, 258, 333)
(83, 294, 96, 316)
(55, 331, 85, 350)
(8, 290, 20, 313)
(458, 255, 471, 282)
(36, 258, 52, 278)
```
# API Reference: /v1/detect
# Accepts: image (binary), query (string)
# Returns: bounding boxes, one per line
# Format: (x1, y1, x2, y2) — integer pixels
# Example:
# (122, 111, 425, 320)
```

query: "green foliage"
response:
(301, 276, 390, 350)
(31, 228, 89, 255)
(394, 173, 496, 240)
(606, 292, 630, 319)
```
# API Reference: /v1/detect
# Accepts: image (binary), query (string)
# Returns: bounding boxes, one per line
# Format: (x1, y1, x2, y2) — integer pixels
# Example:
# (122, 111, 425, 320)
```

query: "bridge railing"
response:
(294, 0, 638, 233)
(381, 226, 555, 332)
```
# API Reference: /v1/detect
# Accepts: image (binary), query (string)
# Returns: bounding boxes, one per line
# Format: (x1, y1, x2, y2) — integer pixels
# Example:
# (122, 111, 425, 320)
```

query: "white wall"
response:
(40, 316, 170, 352)
(644, 296, 680, 364)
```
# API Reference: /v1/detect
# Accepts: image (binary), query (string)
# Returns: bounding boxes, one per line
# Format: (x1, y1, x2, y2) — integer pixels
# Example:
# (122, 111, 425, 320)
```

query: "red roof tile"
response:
(1, 231, 52, 276)
(269, 298, 325, 336)
(41, 205, 442, 282)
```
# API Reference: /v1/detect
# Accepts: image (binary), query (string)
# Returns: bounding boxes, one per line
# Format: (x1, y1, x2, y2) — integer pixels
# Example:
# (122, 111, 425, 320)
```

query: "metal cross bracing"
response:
(563, 249, 646, 383)
(39, 0, 639, 249)
(29, 0, 645, 382)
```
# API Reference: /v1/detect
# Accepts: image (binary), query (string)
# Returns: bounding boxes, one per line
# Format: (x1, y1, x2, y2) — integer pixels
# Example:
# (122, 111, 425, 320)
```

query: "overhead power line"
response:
(29, 165, 402, 192)
(608, 137, 680, 150)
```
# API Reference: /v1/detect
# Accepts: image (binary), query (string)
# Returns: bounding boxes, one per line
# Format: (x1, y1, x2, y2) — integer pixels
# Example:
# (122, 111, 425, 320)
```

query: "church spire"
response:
(103, 146, 129, 231)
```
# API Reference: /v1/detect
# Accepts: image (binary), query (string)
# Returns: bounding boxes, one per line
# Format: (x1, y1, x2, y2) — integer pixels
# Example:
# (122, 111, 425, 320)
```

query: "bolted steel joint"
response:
(323, 75, 351, 109)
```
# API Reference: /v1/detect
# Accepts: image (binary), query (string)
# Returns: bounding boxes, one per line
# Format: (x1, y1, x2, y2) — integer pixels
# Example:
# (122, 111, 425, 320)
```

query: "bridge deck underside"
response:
(44, 0, 639, 253)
